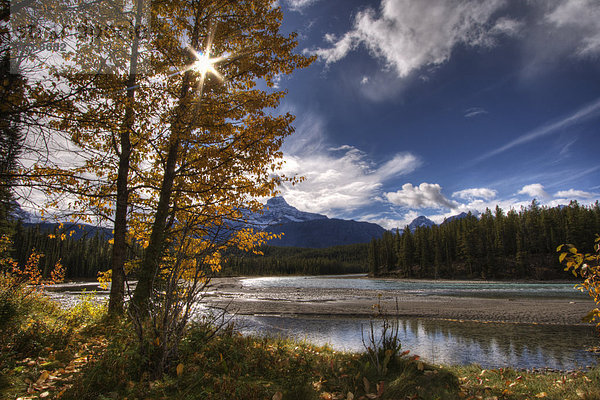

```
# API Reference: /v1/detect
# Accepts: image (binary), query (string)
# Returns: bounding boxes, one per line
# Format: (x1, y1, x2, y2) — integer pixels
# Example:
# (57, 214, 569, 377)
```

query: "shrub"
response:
(361, 297, 403, 376)
(558, 234, 600, 332)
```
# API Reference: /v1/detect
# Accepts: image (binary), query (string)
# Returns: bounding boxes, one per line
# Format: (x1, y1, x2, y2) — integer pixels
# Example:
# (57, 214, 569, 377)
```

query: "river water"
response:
(240, 275, 589, 299)
(45, 276, 599, 370)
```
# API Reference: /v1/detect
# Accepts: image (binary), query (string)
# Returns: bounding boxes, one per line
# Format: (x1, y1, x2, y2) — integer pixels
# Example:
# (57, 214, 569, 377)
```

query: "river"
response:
(44, 275, 600, 370)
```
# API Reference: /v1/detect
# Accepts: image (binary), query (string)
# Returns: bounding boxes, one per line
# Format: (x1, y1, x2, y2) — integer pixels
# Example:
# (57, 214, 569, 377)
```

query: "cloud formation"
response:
(280, 146, 421, 215)
(464, 107, 488, 118)
(452, 188, 497, 201)
(518, 183, 549, 199)
(385, 183, 458, 209)
(546, 0, 600, 57)
(284, 0, 320, 11)
(311, 0, 517, 77)
(555, 189, 596, 199)
(473, 97, 600, 164)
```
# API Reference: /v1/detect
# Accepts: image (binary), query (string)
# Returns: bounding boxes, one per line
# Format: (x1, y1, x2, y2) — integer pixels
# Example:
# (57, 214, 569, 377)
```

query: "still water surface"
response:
(46, 277, 599, 370)
(237, 275, 598, 370)
(235, 315, 598, 370)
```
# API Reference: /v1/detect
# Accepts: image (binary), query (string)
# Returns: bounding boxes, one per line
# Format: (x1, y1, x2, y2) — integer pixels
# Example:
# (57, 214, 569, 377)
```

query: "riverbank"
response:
(4, 279, 600, 399)
(206, 277, 596, 325)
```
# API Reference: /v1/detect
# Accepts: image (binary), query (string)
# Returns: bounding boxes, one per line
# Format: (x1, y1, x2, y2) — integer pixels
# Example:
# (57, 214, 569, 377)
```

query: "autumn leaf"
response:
(272, 392, 282, 400)
(37, 371, 50, 385)
(176, 363, 184, 376)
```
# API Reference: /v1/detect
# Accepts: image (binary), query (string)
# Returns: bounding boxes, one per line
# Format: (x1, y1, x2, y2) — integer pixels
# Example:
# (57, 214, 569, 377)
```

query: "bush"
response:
(361, 297, 403, 376)
(559, 234, 600, 332)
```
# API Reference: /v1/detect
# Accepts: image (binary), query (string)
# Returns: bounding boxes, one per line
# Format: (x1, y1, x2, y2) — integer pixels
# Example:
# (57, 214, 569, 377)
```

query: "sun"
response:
(189, 48, 223, 81)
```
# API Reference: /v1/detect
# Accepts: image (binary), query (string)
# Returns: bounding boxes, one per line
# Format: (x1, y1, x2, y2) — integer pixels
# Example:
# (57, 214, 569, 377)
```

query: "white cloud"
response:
(385, 183, 458, 209)
(311, 0, 513, 78)
(364, 210, 420, 230)
(285, 0, 320, 12)
(546, 0, 600, 57)
(554, 189, 596, 199)
(280, 149, 420, 215)
(473, 97, 600, 164)
(452, 188, 497, 201)
(282, 109, 327, 156)
(464, 107, 488, 118)
(518, 183, 549, 199)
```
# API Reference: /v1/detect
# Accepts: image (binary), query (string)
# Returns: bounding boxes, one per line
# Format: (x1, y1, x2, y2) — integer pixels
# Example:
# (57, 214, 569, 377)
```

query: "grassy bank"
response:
(1, 288, 599, 399)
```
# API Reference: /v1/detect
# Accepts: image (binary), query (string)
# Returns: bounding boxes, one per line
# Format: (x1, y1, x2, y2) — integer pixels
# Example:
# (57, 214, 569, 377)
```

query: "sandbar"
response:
(205, 277, 596, 326)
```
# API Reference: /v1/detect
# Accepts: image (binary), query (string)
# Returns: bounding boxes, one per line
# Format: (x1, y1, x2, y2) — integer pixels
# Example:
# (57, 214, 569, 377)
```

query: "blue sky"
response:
(271, 0, 600, 229)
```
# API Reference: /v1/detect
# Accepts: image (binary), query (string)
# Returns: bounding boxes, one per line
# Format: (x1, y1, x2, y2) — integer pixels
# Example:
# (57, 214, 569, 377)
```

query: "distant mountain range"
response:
(245, 196, 328, 227)
(248, 197, 385, 247)
(407, 216, 436, 232)
(11, 196, 474, 248)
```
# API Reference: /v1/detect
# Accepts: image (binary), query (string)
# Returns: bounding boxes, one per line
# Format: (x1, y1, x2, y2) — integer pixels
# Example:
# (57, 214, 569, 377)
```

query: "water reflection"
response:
(235, 315, 599, 370)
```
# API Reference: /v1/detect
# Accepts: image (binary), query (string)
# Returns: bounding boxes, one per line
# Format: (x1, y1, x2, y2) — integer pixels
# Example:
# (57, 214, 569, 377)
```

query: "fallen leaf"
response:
(535, 392, 547, 398)
(417, 362, 424, 371)
(176, 363, 184, 376)
(37, 371, 50, 384)
(272, 391, 283, 400)
(363, 377, 370, 393)
(347, 392, 354, 400)
(40, 392, 50, 398)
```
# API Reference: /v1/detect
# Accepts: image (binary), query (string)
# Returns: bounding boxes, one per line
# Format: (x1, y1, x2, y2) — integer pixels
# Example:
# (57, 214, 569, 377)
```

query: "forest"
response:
(368, 200, 600, 280)
(5, 220, 369, 278)
(221, 243, 369, 276)
(8, 200, 600, 280)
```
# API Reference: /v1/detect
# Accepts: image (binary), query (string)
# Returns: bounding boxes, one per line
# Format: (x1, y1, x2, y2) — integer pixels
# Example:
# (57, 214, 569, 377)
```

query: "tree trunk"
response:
(108, 0, 142, 314)
(129, 4, 202, 318)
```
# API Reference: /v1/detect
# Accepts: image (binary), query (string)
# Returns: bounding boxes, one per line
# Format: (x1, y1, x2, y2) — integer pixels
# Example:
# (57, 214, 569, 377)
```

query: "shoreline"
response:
(206, 276, 596, 326)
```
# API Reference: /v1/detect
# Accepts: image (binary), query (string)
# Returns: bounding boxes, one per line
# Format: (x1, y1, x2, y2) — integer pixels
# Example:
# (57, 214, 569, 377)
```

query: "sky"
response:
(270, 0, 600, 229)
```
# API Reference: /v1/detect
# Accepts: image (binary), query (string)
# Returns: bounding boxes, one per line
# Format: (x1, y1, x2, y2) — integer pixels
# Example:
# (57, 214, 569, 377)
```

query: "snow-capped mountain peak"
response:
(408, 215, 436, 232)
(248, 196, 328, 227)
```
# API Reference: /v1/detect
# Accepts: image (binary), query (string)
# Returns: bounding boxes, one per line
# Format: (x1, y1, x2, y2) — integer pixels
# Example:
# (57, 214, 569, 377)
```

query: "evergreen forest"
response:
(6, 201, 600, 280)
(368, 200, 600, 280)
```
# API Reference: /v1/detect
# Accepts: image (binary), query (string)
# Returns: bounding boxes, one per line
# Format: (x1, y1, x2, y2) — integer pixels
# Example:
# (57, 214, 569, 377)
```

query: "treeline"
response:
(369, 200, 600, 280)
(220, 243, 369, 276)
(5, 221, 370, 278)
(9, 222, 113, 279)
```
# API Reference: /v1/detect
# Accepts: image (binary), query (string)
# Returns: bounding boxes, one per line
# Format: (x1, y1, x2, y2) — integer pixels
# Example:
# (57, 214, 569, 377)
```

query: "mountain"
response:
(441, 212, 469, 225)
(408, 216, 436, 232)
(247, 197, 385, 247)
(246, 196, 328, 227)
(9, 202, 43, 224)
(12, 196, 385, 248)
(265, 218, 386, 248)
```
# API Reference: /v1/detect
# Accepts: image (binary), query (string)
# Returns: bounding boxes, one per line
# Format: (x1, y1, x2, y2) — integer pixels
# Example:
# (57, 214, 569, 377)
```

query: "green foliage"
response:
(361, 297, 403, 376)
(449, 365, 600, 399)
(61, 319, 146, 400)
(61, 291, 107, 329)
(10, 223, 114, 278)
(558, 234, 600, 331)
(370, 201, 600, 279)
(221, 243, 369, 276)
(65, 320, 459, 400)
